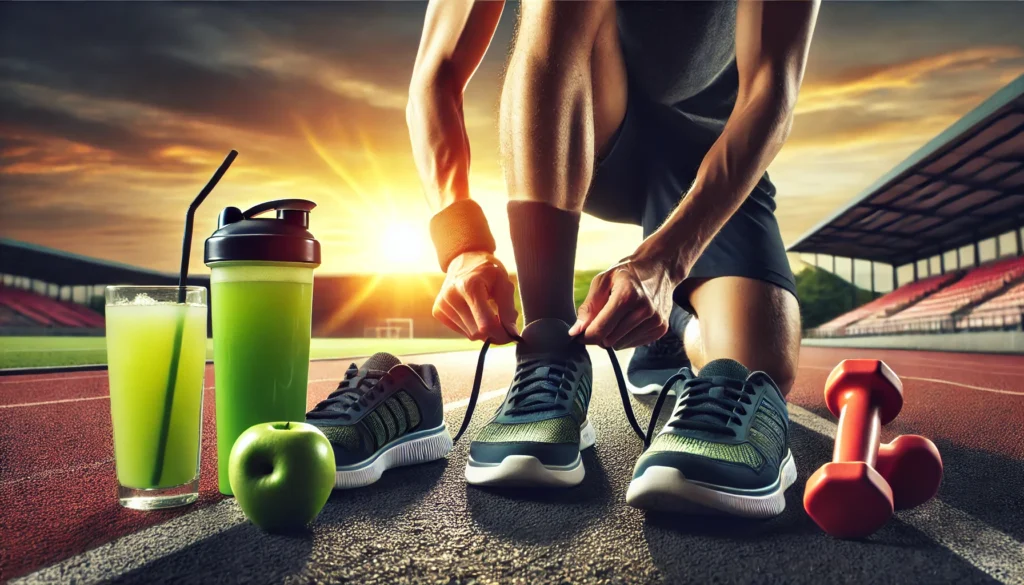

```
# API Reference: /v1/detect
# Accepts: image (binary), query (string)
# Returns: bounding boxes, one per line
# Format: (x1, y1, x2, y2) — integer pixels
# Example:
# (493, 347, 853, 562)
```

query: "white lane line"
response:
(891, 356, 1024, 373)
(444, 388, 507, 412)
(0, 395, 110, 409)
(800, 358, 1024, 379)
(1, 459, 115, 488)
(0, 378, 345, 409)
(3, 348, 102, 353)
(12, 387, 510, 585)
(0, 374, 107, 385)
(799, 365, 1024, 396)
(789, 404, 1024, 584)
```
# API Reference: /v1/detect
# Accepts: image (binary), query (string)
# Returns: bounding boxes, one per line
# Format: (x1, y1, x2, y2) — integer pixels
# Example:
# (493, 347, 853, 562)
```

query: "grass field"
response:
(0, 337, 480, 369)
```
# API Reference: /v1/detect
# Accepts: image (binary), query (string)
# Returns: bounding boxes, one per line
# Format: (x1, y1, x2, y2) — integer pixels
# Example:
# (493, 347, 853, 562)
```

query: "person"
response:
(407, 0, 818, 517)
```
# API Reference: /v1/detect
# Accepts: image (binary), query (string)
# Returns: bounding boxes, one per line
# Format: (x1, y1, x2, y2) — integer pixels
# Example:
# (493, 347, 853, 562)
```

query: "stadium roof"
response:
(0, 238, 209, 286)
(787, 74, 1024, 266)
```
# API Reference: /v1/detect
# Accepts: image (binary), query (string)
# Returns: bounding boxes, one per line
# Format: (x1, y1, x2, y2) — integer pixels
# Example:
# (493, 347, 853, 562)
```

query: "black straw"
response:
(177, 150, 238, 302)
(152, 150, 237, 486)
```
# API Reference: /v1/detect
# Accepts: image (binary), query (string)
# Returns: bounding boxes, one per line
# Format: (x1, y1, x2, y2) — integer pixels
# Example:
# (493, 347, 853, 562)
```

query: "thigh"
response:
(684, 277, 801, 394)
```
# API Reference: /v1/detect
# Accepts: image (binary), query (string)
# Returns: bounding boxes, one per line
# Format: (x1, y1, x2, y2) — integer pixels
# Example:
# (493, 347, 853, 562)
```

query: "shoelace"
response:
(306, 367, 386, 420)
(644, 373, 755, 445)
(504, 357, 577, 415)
(452, 330, 648, 447)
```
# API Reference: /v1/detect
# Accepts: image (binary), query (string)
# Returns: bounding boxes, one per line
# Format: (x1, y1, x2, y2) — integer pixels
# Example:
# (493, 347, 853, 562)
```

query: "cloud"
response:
(798, 46, 1024, 114)
(2, 1, 1023, 275)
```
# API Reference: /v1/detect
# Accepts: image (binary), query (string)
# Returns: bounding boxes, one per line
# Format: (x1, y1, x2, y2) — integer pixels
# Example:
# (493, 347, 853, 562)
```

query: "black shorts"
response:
(583, 82, 797, 313)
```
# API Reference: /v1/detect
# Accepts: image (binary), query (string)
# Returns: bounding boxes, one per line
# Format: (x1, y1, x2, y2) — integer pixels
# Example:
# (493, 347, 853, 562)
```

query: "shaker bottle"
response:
(204, 199, 321, 495)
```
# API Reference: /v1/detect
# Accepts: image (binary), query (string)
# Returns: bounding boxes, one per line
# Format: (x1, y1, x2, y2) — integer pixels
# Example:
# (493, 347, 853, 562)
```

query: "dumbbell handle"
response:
(834, 388, 882, 466)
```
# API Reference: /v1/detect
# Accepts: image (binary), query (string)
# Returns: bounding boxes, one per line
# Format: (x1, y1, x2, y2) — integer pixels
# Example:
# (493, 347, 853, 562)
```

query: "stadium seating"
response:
(883, 256, 1024, 322)
(958, 280, 1024, 329)
(813, 272, 959, 335)
(0, 286, 104, 328)
(840, 256, 1024, 334)
(0, 305, 40, 327)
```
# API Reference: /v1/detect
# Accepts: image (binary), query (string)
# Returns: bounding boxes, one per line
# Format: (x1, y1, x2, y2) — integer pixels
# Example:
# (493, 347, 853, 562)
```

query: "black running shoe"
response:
(464, 319, 596, 488)
(626, 359, 797, 517)
(306, 352, 452, 489)
(626, 306, 691, 396)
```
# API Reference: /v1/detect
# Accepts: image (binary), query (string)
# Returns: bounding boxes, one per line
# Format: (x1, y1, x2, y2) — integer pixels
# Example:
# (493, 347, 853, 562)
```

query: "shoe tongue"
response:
(361, 352, 401, 372)
(518, 318, 573, 355)
(698, 359, 749, 381)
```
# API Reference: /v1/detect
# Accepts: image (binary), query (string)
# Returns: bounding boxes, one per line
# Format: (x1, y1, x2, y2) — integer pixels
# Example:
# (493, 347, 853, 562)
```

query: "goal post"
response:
(364, 318, 414, 339)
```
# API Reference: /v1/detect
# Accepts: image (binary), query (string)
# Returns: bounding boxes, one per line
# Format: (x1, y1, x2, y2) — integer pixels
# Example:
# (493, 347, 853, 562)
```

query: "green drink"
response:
(205, 199, 321, 495)
(210, 264, 314, 493)
(105, 286, 207, 509)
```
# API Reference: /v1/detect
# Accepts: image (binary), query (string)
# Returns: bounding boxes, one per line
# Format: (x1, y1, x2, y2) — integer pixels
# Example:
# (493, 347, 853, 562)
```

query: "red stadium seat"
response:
(813, 272, 959, 335)
(846, 256, 1024, 334)
(0, 286, 105, 329)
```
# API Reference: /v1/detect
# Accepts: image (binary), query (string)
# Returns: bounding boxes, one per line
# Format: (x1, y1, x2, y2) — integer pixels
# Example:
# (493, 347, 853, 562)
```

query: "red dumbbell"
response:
(877, 434, 943, 510)
(803, 360, 943, 538)
(803, 359, 904, 538)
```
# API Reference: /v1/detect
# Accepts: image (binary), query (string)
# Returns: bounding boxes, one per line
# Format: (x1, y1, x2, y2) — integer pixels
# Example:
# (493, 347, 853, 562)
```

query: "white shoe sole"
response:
(626, 380, 675, 396)
(464, 420, 596, 488)
(334, 425, 453, 489)
(625, 451, 798, 518)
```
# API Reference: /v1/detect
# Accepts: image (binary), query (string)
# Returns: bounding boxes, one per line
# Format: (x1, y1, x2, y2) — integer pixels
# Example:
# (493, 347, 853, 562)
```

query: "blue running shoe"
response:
(464, 319, 595, 488)
(626, 359, 797, 517)
(306, 353, 452, 489)
(626, 306, 691, 396)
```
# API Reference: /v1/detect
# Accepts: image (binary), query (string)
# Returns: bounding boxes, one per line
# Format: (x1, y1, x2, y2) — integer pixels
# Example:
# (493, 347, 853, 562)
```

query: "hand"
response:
(568, 253, 679, 349)
(433, 251, 519, 344)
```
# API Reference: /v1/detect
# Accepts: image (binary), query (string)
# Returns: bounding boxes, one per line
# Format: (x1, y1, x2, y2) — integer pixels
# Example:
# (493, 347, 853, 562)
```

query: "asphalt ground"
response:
(2, 346, 1023, 584)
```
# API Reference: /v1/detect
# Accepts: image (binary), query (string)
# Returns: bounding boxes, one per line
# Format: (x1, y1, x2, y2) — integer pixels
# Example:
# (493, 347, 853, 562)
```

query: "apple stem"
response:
(285, 421, 290, 430)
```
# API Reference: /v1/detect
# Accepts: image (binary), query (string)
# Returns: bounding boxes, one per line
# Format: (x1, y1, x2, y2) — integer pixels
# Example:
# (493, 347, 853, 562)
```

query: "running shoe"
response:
(626, 358, 797, 517)
(626, 305, 691, 396)
(463, 318, 596, 488)
(306, 352, 452, 489)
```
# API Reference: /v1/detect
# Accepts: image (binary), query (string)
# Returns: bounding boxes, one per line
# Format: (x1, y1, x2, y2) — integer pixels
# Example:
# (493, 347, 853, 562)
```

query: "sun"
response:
(378, 220, 433, 272)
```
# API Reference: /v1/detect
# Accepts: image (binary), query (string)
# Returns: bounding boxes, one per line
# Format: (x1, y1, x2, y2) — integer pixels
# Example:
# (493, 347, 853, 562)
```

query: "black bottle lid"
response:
(204, 199, 321, 265)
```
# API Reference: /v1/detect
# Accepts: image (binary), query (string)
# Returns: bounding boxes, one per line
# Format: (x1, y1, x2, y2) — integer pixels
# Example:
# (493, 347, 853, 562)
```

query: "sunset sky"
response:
(2, 2, 1023, 281)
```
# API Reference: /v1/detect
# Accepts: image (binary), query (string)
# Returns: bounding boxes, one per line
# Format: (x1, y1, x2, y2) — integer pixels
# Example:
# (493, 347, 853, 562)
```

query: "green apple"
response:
(229, 421, 335, 533)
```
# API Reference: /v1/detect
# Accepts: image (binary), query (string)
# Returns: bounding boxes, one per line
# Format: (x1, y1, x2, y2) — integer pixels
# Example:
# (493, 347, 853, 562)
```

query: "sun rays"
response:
(297, 115, 442, 329)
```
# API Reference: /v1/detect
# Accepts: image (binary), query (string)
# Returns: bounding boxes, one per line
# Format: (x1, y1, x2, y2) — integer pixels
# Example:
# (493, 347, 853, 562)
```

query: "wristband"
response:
(429, 199, 497, 272)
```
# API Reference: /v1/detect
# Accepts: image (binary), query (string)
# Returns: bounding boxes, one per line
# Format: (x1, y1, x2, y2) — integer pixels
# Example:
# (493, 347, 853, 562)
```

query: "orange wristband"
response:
(429, 200, 496, 272)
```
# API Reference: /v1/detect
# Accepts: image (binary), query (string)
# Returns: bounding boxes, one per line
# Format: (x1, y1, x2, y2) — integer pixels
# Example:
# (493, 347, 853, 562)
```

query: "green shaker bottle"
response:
(204, 199, 321, 495)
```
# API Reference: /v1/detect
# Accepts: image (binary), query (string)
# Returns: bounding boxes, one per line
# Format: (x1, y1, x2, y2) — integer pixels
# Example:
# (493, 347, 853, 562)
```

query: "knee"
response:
(762, 357, 797, 397)
(517, 0, 614, 58)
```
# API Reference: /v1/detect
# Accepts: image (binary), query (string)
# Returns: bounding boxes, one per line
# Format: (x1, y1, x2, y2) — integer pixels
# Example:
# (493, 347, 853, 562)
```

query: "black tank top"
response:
(617, 1, 738, 127)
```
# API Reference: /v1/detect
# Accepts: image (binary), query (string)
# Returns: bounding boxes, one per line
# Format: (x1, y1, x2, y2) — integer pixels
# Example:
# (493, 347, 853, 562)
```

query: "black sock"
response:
(508, 201, 580, 325)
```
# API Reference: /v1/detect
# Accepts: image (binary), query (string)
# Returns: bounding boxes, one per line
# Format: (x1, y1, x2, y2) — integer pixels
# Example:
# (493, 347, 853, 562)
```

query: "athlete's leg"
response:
(499, 0, 626, 324)
(682, 277, 801, 395)
(627, 276, 801, 515)
(465, 0, 629, 489)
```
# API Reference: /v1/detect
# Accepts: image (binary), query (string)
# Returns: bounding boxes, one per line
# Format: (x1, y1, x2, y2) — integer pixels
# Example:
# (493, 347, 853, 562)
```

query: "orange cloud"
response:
(797, 46, 1024, 114)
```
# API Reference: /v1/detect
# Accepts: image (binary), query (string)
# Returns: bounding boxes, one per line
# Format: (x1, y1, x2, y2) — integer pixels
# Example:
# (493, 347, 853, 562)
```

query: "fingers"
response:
(462, 279, 513, 344)
(604, 304, 655, 348)
(447, 290, 484, 340)
(569, 273, 612, 336)
(614, 314, 670, 350)
(433, 279, 515, 344)
(433, 300, 470, 338)
(581, 280, 635, 346)
(492, 275, 520, 338)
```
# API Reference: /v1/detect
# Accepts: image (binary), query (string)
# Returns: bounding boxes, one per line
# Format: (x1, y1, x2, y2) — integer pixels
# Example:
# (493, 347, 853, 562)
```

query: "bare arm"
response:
(635, 0, 819, 280)
(408, 0, 519, 344)
(407, 0, 505, 211)
(572, 0, 818, 347)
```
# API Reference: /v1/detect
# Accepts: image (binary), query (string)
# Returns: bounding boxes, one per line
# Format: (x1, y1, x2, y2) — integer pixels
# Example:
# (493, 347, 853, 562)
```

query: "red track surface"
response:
(2, 346, 1022, 580)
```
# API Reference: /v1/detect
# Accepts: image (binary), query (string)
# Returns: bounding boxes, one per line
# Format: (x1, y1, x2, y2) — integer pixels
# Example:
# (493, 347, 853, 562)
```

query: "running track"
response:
(2, 346, 1023, 583)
